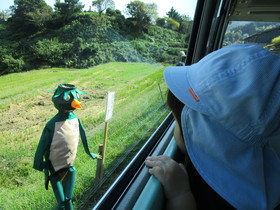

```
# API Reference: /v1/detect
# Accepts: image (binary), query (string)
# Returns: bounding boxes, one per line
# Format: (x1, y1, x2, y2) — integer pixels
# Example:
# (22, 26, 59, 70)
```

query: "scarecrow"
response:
(33, 84, 100, 210)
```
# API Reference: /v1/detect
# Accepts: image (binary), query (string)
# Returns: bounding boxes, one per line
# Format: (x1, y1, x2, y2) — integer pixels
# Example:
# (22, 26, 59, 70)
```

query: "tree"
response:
(145, 2, 158, 24)
(0, 10, 10, 22)
(8, 0, 52, 36)
(166, 7, 192, 33)
(156, 17, 179, 31)
(178, 15, 192, 34)
(156, 18, 165, 28)
(106, 8, 126, 32)
(54, 0, 84, 27)
(92, 0, 115, 15)
(125, 0, 158, 33)
(166, 7, 181, 22)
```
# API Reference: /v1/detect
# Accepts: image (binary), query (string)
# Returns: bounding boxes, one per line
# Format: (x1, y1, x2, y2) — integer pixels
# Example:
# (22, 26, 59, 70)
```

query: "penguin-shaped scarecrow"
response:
(33, 84, 100, 210)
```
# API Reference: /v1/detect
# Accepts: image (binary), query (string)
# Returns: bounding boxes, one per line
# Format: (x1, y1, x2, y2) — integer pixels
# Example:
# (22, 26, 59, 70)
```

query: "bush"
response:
(0, 54, 25, 75)
(272, 36, 280, 44)
(144, 25, 185, 44)
(0, 17, 189, 73)
(130, 39, 169, 62)
(28, 38, 71, 67)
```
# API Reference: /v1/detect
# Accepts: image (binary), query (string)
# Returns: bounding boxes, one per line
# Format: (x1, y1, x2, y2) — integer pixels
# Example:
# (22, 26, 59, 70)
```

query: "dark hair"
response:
(167, 90, 184, 131)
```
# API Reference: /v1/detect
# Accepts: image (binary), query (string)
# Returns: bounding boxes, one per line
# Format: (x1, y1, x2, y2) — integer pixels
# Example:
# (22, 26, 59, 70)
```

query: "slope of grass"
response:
(0, 62, 169, 209)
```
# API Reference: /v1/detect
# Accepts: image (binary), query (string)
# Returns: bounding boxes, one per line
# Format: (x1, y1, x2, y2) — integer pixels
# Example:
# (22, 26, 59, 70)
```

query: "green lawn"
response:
(0, 62, 170, 209)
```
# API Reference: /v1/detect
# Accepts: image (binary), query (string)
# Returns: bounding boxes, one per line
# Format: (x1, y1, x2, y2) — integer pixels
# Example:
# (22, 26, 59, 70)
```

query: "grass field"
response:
(0, 62, 170, 209)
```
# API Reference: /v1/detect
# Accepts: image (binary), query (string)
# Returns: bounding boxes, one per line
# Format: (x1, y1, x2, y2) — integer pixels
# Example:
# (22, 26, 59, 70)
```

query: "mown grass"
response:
(0, 62, 170, 209)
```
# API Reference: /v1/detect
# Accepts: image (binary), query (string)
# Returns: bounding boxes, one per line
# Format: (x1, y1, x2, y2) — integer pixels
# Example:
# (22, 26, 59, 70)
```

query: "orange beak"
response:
(71, 99, 82, 110)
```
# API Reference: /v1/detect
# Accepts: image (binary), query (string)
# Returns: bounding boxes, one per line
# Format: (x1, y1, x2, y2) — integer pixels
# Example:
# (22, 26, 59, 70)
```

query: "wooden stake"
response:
(96, 92, 114, 180)
(158, 83, 164, 102)
(102, 121, 109, 166)
(95, 122, 109, 180)
(95, 144, 104, 180)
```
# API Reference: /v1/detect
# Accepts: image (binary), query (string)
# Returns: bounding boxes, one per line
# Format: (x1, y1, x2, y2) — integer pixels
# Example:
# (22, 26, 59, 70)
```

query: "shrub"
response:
(272, 36, 280, 44)
(130, 39, 169, 62)
(29, 38, 71, 67)
(0, 54, 25, 75)
(145, 25, 185, 44)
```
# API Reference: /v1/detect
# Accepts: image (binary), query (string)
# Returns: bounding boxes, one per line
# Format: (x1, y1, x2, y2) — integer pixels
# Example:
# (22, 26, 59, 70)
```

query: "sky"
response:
(0, 0, 197, 18)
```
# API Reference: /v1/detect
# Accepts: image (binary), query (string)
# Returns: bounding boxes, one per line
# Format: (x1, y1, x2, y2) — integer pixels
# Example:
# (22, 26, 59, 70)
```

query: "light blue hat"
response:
(164, 44, 280, 210)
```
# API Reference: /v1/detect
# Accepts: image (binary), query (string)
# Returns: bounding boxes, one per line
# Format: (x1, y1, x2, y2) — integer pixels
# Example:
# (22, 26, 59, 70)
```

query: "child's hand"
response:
(145, 156, 196, 209)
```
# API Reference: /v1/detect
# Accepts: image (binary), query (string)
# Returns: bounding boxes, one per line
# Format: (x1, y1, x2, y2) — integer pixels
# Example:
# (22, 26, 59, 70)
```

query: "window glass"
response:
(0, 0, 197, 209)
(223, 21, 280, 55)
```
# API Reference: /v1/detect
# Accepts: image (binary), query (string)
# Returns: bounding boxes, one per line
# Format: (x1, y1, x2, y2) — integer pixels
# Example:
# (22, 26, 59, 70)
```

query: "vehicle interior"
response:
(93, 0, 280, 209)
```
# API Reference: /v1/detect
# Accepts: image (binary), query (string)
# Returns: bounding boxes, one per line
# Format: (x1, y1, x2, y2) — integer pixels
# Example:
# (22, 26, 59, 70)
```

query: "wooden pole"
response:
(95, 92, 114, 180)
(158, 83, 164, 102)
(95, 121, 109, 180)
(95, 144, 104, 180)
(102, 121, 109, 167)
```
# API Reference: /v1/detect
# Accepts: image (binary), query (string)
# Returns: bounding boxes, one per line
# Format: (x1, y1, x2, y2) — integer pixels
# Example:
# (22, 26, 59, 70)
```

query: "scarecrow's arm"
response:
(33, 127, 50, 171)
(79, 119, 100, 159)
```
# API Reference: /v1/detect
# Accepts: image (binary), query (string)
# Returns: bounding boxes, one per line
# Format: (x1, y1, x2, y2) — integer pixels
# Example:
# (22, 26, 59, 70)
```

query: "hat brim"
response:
(164, 66, 206, 114)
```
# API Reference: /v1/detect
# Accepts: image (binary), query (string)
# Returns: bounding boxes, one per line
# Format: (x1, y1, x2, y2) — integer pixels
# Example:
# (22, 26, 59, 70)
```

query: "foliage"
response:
(224, 22, 280, 45)
(92, 0, 115, 15)
(156, 17, 180, 31)
(75, 12, 112, 27)
(0, 10, 10, 22)
(178, 15, 193, 34)
(0, 41, 26, 75)
(130, 39, 168, 62)
(0, 0, 190, 75)
(8, 0, 53, 37)
(129, 25, 187, 63)
(29, 38, 71, 67)
(106, 8, 127, 33)
(125, 0, 157, 33)
(165, 7, 192, 33)
(272, 36, 280, 44)
(0, 23, 10, 39)
(53, 0, 84, 27)
(223, 30, 243, 45)
(144, 25, 186, 44)
(144, 2, 158, 24)
(0, 54, 25, 75)
(229, 22, 279, 36)
(166, 7, 181, 23)
(21, 21, 153, 69)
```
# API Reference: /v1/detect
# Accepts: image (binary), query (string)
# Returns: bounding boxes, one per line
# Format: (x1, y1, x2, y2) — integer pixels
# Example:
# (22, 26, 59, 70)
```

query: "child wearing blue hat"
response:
(146, 44, 280, 210)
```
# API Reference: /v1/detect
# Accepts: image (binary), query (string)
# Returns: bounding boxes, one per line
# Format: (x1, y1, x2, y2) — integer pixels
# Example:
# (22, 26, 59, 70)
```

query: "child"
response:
(146, 44, 280, 210)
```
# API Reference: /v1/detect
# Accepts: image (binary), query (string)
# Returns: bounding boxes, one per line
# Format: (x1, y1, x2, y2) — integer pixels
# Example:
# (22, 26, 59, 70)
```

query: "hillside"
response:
(0, 21, 187, 75)
(0, 2, 190, 76)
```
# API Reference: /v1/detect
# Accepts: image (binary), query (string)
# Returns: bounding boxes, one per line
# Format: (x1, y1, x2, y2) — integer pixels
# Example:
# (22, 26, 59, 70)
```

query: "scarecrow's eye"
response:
(64, 95, 71, 101)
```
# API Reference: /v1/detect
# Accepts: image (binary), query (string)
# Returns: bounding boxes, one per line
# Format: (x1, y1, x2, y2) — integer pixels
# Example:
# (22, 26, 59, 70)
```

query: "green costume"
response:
(33, 84, 98, 210)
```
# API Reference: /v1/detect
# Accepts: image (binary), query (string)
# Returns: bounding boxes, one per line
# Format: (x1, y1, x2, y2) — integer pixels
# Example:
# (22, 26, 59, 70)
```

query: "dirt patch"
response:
(1, 93, 53, 132)
(1, 90, 107, 132)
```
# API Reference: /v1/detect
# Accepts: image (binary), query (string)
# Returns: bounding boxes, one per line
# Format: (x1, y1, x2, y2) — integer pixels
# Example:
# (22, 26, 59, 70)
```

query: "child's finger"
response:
(148, 166, 165, 182)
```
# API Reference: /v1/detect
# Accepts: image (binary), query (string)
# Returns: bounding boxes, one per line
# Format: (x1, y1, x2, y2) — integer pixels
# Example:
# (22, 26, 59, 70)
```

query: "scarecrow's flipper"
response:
(90, 152, 102, 159)
(78, 119, 95, 158)
(45, 173, 50, 190)
(33, 127, 51, 171)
